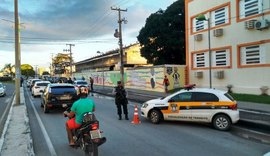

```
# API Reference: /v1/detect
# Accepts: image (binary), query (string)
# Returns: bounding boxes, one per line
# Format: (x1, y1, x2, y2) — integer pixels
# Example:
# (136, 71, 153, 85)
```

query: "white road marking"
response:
(4, 98, 10, 103)
(0, 97, 15, 152)
(26, 89, 57, 156)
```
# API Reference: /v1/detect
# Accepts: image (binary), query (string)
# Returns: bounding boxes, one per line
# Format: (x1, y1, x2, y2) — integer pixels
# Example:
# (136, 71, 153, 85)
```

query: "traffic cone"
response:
(131, 105, 141, 124)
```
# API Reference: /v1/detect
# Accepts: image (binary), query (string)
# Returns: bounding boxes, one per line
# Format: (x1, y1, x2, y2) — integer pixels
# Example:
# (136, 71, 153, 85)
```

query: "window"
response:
(192, 92, 219, 102)
(239, 0, 263, 18)
(194, 52, 206, 68)
(170, 92, 192, 102)
(213, 49, 230, 67)
(211, 6, 229, 27)
(240, 45, 265, 65)
(193, 17, 206, 32)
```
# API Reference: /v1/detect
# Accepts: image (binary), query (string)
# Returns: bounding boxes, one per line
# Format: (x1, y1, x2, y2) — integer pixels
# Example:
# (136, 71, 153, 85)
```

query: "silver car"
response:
(0, 83, 6, 97)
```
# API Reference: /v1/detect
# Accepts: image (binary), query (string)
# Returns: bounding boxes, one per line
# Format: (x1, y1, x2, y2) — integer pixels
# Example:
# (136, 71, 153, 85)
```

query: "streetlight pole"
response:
(207, 18, 212, 89)
(196, 14, 212, 88)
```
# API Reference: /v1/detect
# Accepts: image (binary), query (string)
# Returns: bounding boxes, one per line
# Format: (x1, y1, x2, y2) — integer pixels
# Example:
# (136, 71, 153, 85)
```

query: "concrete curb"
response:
(0, 87, 35, 156)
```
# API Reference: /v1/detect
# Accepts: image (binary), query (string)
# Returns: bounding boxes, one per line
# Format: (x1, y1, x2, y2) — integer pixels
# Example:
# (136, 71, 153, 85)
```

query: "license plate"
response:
(90, 130, 101, 139)
(62, 104, 67, 108)
(60, 95, 71, 100)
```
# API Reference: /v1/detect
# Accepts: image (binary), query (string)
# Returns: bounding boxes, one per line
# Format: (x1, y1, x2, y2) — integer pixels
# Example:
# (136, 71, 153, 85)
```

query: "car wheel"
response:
(213, 114, 231, 131)
(43, 104, 49, 113)
(149, 110, 162, 124)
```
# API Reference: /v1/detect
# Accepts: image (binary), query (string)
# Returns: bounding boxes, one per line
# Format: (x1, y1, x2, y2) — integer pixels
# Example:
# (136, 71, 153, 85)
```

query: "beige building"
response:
(185, 0, 270, 94)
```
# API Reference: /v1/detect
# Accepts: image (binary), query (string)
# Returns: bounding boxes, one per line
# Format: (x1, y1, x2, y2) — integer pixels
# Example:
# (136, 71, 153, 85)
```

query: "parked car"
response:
(27, 78, 33, 88)
(31, 81, 51, 97)
(141, 87, 239, 131)
(41, 83, 79, 113)
(0, 83, 6, 97)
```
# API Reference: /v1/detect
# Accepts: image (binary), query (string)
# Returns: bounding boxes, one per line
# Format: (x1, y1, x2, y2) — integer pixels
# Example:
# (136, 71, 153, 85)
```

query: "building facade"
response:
(185, 0, 270, 94)
(75, 43, 148, 73)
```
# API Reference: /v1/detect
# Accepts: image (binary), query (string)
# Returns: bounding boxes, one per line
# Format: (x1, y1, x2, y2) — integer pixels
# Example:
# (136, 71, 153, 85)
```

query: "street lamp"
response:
(196, 14, 212, 88)
(97, 51, 105, 89)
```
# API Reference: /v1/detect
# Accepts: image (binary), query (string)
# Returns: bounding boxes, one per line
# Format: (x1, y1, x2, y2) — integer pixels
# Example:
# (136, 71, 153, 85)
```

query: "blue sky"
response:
(0, 0, 177, 69)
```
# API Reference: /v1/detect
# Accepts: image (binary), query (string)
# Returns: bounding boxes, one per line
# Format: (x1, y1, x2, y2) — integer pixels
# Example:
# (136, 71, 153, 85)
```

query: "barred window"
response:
(239, 0, 263, 18)
(211, 7, 229, 27)
(193, 16, 207, 32)
(194, 53, 206, 68)
(214, 50, 229, 67)
(241, 45, 265, 65)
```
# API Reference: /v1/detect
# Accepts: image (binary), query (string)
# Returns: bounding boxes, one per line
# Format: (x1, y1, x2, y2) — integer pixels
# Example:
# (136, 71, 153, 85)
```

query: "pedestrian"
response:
(73, 77, 76, 81)
(163, 75, 170, 93)
(112, 81, 129, 120)
(89, 77, 94, 91)
(20, 77, 24, 87)
(67, 77, 73, 84)
(82, 76, 85, 80)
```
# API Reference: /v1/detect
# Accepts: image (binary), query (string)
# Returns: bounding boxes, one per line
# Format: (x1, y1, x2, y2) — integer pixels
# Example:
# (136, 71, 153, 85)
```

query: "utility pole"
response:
(14, 0, 21, 105)
(50, 53, 54, 76)
(65, 44, 75, 78)
(111, 7, 127, 86)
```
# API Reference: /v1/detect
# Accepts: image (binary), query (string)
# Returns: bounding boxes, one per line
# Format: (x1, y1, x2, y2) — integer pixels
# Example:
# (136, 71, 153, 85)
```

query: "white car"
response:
(141, 88, 240, 131)
(32, 81, 51, 97)
(0, 83, 6, 97)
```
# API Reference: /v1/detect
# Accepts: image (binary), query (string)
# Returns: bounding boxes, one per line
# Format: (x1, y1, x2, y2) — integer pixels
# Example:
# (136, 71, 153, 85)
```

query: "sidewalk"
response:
(0, 87, 34, 156)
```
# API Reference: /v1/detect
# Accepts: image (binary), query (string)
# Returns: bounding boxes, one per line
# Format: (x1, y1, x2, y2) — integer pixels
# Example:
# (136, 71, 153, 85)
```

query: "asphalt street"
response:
(0, 83, 14, 136)
(24, 86, 270, 156)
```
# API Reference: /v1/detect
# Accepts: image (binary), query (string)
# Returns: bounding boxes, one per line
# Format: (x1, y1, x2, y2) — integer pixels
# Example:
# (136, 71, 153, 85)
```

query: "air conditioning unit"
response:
(194, 71, 203, 78)
(245, 20, 257, 29)
(194, 34, 203, 41)
(214, 70, 224, 79)
(213, 28, 223, 37)
(255, 20, 270, 30)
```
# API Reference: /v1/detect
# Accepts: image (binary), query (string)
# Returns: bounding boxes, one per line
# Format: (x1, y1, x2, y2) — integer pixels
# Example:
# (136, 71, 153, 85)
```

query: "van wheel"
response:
(213, 114, 231, 131)
(149, 110, 162, 124)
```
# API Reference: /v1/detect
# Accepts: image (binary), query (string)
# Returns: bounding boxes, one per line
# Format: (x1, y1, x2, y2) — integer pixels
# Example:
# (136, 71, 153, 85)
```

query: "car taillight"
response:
(91, 123, 99, 130)
(229, 104, 237, 110)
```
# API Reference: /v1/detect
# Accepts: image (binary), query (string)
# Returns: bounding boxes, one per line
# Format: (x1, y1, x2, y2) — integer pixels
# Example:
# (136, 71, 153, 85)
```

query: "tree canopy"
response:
(21, 64, 35, 78)
(137, 0, 185, 65)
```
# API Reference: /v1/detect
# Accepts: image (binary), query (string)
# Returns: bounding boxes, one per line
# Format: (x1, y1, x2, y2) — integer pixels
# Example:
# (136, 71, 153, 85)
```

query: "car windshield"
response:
(77, 81, 87, 85)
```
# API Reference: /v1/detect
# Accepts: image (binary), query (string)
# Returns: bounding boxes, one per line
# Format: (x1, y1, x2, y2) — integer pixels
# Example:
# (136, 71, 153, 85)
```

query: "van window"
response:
(192, 92, 219, 102)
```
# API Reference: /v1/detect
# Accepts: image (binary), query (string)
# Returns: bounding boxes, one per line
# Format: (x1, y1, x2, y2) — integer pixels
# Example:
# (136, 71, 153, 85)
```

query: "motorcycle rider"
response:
(64, 86, 95, 146)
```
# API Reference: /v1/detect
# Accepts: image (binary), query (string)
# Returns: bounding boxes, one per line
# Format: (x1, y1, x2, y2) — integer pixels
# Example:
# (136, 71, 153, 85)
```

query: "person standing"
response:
(163, 75, 170, 93)
(89, 77, 94, 91)
(112, 81, 129, 120)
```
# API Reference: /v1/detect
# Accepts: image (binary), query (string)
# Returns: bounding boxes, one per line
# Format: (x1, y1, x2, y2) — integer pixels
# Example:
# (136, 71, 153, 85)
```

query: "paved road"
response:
(0, 83, 14, 136)
(0, 83, 14, 112)
(24, 87, 269, 156)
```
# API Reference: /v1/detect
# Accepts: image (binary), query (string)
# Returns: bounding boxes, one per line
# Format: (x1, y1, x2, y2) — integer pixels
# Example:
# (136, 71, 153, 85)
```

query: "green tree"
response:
(21, 64, 35, 78)
(42, 71, 50, 75)
(137, 0, 185, 65)
(3, 63, 14, 77)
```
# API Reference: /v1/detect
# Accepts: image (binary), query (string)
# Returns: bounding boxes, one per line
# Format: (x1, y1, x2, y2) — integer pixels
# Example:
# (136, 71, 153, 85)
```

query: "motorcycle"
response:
(64, 108, 106, 156)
